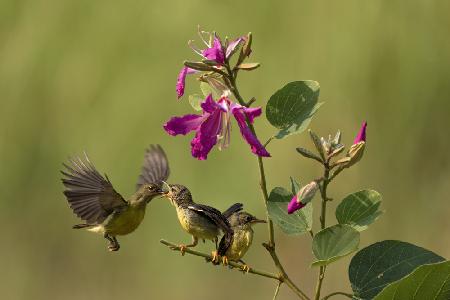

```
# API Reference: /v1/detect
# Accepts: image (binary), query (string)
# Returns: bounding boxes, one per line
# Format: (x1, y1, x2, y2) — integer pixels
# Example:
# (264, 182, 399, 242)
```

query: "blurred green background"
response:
(1, 0, 450, 299)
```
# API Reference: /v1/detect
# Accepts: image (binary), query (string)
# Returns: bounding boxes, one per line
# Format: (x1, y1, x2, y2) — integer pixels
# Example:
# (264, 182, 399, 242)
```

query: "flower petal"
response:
(353, 121, 367, 144)
(225, 36, 245, 58)
(201, 36, 225, 64)
(190, 109, 223, 160)
(287, 195, 306, 214)
(242, 106, 262, 123)
(232, 107, 271, 157)
(176, 67, 196, 99)
(163, 114, 205, 136)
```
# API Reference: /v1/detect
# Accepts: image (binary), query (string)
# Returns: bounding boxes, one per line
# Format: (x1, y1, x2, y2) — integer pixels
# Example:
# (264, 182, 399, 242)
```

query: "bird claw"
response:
(108, 244, 120, 252)
(222, 256, 229, 266)
(240, 264, 250, 273)
(170, 244, 187, 256)
(211, 251, 220, 265)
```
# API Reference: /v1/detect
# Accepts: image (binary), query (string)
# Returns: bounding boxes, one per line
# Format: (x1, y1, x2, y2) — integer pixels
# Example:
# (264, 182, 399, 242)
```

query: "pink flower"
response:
(176, 31, 246, 99)
(164, 94, 270, 160)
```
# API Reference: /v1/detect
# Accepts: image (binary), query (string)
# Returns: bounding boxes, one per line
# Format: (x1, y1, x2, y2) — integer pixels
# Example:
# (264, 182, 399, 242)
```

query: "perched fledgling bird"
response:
(163, 184, 236, 260)
(61, 145, 170, 252)
(222, 206, 266, 271)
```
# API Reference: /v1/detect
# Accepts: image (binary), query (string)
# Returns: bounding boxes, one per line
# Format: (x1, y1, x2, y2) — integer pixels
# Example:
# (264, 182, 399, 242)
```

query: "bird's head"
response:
(229, 211, 266, 227)
(136, 183, 164, 204)
(162, 183, 192, 206)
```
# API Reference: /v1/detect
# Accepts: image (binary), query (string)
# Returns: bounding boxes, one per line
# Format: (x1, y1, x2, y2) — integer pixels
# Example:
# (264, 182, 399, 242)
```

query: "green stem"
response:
(225, 63, 309, 300)
(315, 164, 331, 300)
(321, 292, 353, 300)
(160, 239, 280, 280)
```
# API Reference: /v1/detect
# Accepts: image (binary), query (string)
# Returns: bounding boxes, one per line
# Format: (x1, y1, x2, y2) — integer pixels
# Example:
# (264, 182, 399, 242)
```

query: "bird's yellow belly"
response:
(226, 228, 253, 261)
(103, 207, 146, 236)
(176, 207, 219, 241)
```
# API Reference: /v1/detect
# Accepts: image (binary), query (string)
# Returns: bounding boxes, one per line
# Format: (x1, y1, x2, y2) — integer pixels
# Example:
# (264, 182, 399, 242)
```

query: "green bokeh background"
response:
(1, 1, 449, 299)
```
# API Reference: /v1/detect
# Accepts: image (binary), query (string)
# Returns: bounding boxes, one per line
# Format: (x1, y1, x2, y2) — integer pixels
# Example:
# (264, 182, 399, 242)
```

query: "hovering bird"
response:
(222, 206, 266, 271)
(163, 184, 237, 261)
(61, 145, 170, 252)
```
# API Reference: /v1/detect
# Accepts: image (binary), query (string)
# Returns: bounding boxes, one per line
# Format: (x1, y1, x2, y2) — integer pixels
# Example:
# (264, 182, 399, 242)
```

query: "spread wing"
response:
(188, 203, 234, 256)
(222, 203, 244, 219)
(61, 153, 128, 224)
(136, 144, 170, 191)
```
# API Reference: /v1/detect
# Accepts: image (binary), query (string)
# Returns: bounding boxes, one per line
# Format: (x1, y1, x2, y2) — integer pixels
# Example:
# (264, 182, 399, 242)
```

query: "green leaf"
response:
(312, 224, 360, 267)
(349, 240, 445, 300)
(188, 94, 204, 111)
(267, 187, 312, 235)
(335, 190, 383, 231)
(374, 261, 450, 300)
(266, 81, 323, 139)
(200, 82, 220, 99)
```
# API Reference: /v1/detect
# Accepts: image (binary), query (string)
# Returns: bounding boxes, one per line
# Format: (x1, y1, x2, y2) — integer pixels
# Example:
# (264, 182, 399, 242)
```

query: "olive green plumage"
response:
(164, 184, 235, 255)
(223, 210, 266, 263)
(61, 145, 170, 251)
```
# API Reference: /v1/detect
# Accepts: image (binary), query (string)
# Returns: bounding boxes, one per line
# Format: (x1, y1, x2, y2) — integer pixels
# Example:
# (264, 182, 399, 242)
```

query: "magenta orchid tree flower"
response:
(176, 31, 246, 99)
(164, 94, 270, 160)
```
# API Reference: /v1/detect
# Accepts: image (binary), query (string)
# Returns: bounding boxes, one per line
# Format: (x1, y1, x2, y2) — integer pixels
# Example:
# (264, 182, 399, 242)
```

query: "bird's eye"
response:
(245, 216, 252, 222)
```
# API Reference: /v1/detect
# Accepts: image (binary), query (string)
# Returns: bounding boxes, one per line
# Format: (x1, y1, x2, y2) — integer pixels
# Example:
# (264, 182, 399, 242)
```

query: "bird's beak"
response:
(251, 218, 267, 224)
(160, 181, 170, 195)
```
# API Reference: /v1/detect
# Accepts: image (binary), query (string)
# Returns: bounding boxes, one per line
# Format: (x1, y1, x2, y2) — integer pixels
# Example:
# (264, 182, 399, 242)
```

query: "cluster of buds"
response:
(296, 122, 367, 167)
(288, 122, 367, 214)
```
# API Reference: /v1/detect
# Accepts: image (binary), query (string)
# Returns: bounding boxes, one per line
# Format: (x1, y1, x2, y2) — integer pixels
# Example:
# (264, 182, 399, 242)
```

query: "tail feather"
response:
(222, 203, 244, 219)
(72, 224, 94, 229)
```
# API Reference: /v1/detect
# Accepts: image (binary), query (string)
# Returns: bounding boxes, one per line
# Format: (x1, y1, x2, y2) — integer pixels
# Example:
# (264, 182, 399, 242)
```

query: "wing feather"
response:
(61, 153, 127, 224)
(136, 145, 170, 190)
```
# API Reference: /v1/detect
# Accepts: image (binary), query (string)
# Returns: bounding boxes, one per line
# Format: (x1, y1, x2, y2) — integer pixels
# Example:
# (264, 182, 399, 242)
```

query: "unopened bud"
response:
(346, 141, 366, 167)
(287, 181, 319, 214)
(309, 130, 326, 160)
(297, 181, 319, 205)
(184, 61, 216, 72)
(236, 62, 260, 71)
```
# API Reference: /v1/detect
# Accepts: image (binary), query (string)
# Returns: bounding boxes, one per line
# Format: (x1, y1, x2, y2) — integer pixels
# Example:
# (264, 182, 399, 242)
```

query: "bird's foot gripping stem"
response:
(240, 264, 250, 273)
(222, 256, 229, 266)
(211, 251, 220, 265)
(170, 244, 187, 256)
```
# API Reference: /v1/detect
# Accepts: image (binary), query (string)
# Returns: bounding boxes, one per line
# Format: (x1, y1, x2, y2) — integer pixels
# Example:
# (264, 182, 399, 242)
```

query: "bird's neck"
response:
(129, 194, 150, 208)
(172, 196, 194, 208)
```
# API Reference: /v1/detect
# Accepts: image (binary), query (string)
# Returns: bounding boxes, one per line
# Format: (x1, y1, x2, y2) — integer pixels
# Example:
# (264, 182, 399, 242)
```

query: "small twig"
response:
(272, 281, 282, 300)
(264, 136, 275, 147)
(321, 291, 353, 300)
(160, 239, 281, 281)
(263, 243, 310, 300)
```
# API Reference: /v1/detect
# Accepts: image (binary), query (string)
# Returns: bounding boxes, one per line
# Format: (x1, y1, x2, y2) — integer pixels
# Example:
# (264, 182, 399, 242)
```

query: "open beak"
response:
(160, 181, 170, 194)
(251, 218, 267, 224)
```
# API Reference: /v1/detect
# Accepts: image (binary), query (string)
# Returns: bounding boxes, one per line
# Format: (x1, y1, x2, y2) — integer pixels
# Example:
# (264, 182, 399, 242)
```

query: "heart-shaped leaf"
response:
(312, 224, 360, 267)
(266, 81, 323, 139)
(374, 261, 450, 300)
(267, 187, 312, 235)
(336, 190, 383, 231)
(349, 240, 445, 300)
